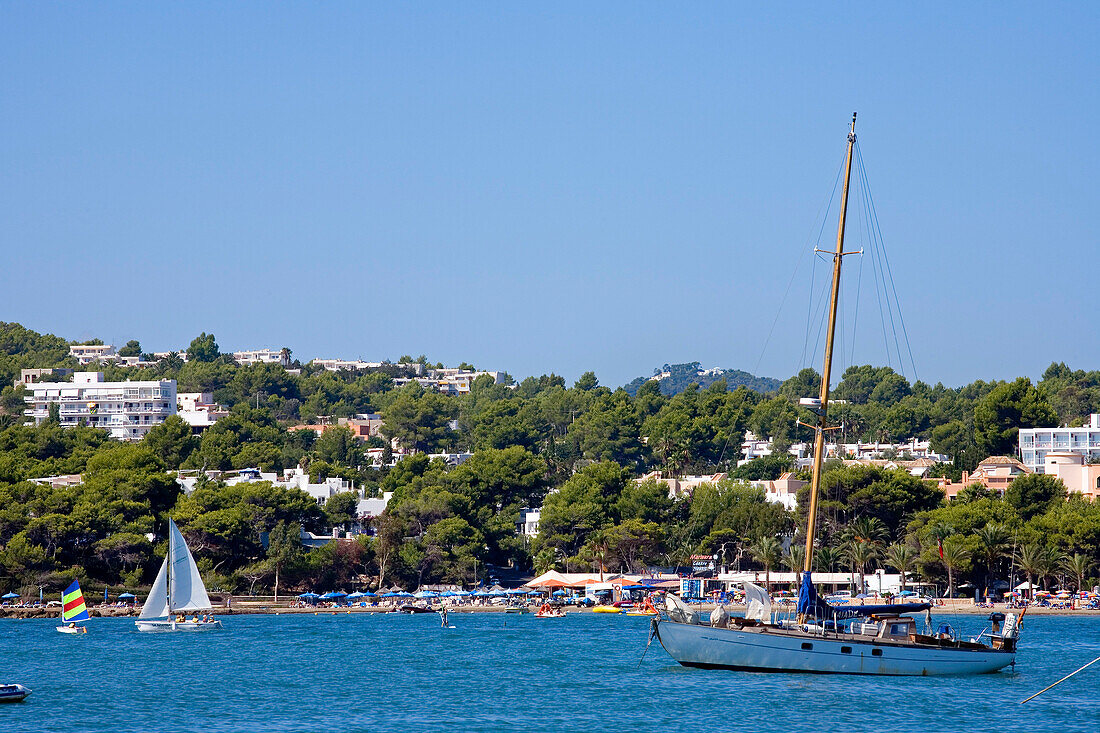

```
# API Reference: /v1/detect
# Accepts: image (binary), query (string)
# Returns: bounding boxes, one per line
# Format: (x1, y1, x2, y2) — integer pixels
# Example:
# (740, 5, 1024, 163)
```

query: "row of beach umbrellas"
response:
(2, 591, 137, 601)
(297, 588, 546, 601)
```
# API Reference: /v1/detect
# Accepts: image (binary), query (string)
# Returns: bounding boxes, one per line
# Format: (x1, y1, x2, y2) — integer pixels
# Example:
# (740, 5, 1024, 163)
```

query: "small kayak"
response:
(591, 606, 622, 614)
(0, 684, 31, 703)
(624, 610, 658, 617)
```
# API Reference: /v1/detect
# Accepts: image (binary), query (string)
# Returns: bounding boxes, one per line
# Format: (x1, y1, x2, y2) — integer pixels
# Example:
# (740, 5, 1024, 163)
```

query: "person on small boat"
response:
(439, 607, 449, 627)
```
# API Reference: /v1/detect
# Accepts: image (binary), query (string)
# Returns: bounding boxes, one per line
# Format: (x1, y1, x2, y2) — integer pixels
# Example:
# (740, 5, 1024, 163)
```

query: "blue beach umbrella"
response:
(361, 591, 378, 597)
(413, 590, 438, 599)
(298, 592, 321, 599)
(380, 592, 400, 598)
(1, 592, 19, 600)
(347, 592, 366, 600)
(552, 590, 567, 596)
(321, 591, 347, 600)
(118, 593, 136, 600)
(472, 590, 490, 597)
(453, 590, 472, 597)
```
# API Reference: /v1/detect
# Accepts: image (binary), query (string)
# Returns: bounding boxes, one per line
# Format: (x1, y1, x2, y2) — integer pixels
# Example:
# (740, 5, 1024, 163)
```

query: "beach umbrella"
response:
(347, 592, 366, 600)
(118, 593, 136, 600)
(472, 590, 490, 597)
(396, 591, 414, 598)
(361, 591, 378, 597)
(552, 590, 567, 596)
(298, 592, 321, 599)
(380, 592, 400, 598)
(321, 591, 348, 599)
(1, 592, 19, 600)
(453, 590, 472, 597)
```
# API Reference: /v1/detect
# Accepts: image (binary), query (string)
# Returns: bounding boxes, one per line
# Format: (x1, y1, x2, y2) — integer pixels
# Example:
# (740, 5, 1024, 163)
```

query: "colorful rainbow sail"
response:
(62, 580, 90, 623)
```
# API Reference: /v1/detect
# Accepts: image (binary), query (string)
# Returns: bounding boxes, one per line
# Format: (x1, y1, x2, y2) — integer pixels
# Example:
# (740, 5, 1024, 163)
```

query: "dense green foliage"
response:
(2, 321, 1100, 597)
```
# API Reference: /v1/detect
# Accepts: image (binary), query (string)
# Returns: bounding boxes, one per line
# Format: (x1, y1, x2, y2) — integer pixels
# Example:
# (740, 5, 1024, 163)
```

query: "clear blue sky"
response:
(3, 3, 1097, 388)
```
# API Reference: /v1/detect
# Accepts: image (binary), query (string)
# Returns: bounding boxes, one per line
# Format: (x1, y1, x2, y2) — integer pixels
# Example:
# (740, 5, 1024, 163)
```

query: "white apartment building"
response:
(739, 432, 947, 468)
(517, 508, 541, 537)
(393, 369, 507, 395)
(69, 344, 117, 364)
(25, 371, 177, 440)
(233, 349, 289, 367)
(311, 358, 386, 372)
(176, 392, 227, 431)
(1019, 414, 1100, 473)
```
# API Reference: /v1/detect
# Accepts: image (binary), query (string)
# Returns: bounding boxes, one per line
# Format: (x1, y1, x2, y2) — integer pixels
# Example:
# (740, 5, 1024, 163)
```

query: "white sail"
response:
(167, 519, 212, 612)
(743, 582, 772, 623)
(140, 555, 170, 619)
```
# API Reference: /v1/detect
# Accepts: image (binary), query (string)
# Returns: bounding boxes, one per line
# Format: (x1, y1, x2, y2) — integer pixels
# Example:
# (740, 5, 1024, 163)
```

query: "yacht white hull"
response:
(135, 619, 223, 633)
(654, 620, 1015, 676)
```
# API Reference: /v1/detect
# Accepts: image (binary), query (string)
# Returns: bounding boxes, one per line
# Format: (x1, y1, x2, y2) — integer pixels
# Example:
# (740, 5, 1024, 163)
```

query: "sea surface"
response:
(1, 610, 1096, 732)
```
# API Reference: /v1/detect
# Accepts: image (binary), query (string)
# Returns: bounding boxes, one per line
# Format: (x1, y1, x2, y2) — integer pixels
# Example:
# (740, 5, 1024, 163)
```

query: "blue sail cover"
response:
(798, 571, 932, 621)
(796, 571, 817, 617)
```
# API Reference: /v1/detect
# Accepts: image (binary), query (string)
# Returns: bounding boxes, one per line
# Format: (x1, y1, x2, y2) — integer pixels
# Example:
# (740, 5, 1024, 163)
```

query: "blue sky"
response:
(3, 3, 1097, 388)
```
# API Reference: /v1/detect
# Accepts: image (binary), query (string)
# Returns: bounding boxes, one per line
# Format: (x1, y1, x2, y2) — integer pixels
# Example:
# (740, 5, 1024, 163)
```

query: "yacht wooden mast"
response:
(801, 113, 857, 573)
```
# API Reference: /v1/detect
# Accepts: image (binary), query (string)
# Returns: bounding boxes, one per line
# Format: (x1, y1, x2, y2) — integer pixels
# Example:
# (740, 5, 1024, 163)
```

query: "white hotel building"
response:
(1019, 414, 1100, 474)
(25, 371, 177, 440)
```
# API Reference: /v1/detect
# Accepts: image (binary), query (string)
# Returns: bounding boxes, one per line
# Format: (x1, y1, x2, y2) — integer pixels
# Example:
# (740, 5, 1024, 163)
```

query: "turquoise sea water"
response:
(2, 611, 1097, 732)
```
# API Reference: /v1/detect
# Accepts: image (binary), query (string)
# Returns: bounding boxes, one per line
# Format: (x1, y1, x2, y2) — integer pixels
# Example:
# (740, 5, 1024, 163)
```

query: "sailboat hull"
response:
(655, 620, 1014, 676)
(135, 619, 223, 633)
(55, 625, 88, 634)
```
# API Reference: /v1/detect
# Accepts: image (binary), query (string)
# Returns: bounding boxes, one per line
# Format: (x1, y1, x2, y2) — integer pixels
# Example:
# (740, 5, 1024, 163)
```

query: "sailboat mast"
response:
(802, 112, 857, 573)
(166, 518, 175, 615)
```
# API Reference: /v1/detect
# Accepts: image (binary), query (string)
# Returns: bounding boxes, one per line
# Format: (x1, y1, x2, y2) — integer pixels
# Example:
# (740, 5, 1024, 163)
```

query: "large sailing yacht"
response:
(653, 115, 1019, 675)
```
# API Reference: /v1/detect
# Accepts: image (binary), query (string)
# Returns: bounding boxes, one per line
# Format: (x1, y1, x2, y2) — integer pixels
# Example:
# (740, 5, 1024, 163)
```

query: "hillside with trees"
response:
(2, 321, 1100, 598)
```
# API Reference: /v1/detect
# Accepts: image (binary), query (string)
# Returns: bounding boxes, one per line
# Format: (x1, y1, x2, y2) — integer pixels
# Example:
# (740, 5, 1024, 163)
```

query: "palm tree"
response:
(586, 538, 611, 582)
(884, 543, 917, 592)
(846, 516, 888, 545)
(814, 546, 842, 573)
(1040, 546, 1066, 590)
(783, 545, 806, 576)
(926, 521, 954, 543)
(845, 540, 880, 594)
(974, 522, 1009, 600)
(748, 536, 783, 590)
(1014, 543, 1044, 598)
(1062, 552, 1092, 593)
(940, 537, 970, 599)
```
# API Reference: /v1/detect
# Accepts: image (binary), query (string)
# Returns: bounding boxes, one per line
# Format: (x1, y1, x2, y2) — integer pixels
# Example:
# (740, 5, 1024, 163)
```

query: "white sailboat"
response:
(135, 518, 223, 632)
(652, 115, 1020, 676)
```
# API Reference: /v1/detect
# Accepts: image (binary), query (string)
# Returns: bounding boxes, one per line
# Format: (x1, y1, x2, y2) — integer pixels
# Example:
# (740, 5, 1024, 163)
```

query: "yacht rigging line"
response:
(855, 143, 918, 380)
(1021, 654, 1100, 704)
(753, 148, 847, 378)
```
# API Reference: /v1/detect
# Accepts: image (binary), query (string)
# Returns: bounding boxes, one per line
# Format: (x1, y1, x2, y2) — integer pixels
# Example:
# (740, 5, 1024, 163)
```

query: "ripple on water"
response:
(2, 612, 1099, 732)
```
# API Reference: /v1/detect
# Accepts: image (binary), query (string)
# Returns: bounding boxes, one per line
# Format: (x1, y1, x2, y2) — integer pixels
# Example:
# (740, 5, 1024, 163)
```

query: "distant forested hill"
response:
(621, 362, 782, 396)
